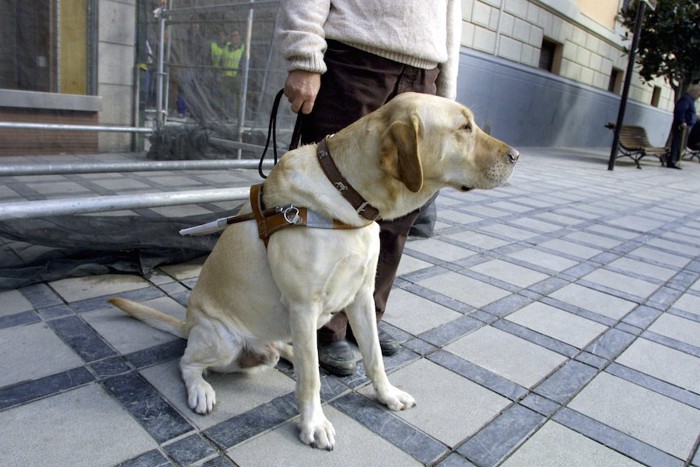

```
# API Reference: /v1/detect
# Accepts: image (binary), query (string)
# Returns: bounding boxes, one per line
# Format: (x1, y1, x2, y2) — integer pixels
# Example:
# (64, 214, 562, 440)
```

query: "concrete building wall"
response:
(456, 48, 672, 148)
(458, 0, 675, 147)
(97, 0, 137, 151)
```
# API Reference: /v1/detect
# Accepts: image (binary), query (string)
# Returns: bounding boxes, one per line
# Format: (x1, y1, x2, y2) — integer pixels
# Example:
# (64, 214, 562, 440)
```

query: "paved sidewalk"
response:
(1, 148, 699, 466)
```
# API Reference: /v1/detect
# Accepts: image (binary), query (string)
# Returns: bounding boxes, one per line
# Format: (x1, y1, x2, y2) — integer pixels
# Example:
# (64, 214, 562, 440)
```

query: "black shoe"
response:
(348, 329, 401, 356)
(318, 340, 356, 376)
(667, 163, 683, 169)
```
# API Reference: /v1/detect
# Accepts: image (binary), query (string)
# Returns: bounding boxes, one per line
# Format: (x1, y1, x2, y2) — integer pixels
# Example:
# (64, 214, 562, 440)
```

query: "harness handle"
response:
(258, 89, 303, 179)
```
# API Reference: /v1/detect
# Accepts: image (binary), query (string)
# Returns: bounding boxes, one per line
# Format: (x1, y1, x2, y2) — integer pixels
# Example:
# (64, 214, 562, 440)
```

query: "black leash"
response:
(258, 89, 302, 179)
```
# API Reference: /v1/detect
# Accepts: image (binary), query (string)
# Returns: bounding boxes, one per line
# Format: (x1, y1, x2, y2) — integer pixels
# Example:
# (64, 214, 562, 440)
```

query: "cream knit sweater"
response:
(276, 0, 462, 99)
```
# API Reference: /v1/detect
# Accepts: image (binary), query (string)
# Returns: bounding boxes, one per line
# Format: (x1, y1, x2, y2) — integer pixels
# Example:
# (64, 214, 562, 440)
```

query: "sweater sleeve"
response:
(276, 0, 331, 74)
(436, 0, 462, 100)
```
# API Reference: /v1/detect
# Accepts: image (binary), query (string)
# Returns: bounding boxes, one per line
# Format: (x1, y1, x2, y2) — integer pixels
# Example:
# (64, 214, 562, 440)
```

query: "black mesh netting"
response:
(0, 213, 229, 290)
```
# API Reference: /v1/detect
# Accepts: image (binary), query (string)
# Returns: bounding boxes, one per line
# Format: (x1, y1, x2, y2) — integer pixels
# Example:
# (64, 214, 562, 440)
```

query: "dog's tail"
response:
(108, 297, 187, 339)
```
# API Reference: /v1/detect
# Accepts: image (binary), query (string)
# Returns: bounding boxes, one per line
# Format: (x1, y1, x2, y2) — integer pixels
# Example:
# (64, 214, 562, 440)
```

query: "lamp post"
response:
(608, 0, 656, 171)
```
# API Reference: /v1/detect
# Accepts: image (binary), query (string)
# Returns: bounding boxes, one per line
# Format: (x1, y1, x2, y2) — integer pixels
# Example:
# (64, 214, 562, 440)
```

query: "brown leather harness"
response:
(180, 137, 380, 247)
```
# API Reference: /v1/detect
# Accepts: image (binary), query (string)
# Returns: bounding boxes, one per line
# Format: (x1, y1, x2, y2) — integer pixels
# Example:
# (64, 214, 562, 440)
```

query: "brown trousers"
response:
(299, 40, 439, 343)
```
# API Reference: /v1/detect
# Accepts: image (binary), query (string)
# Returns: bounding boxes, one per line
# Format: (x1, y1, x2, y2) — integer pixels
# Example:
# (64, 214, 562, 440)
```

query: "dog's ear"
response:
(380, 114, 423, 192)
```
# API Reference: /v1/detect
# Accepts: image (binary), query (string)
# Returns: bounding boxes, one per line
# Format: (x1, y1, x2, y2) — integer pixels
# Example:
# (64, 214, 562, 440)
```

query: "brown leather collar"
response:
(317, 138, 380, 221)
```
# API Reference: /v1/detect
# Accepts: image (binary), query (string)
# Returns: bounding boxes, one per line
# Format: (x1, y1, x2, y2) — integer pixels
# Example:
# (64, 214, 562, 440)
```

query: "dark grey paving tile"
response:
(125, 339, 187, 368)
(164, 434, 217, 466)
(585, 328, 637, 361)
(574, 351, 609, 370)
(205, 392, 298, 450)
(428, 350, 528, 401)
(491, 319, 579, 358)
(622, 305, 664, 329)
(103, 372, 193, 444)
(647, 286, 687, 310)
(36, 304, 74, 320)
(47, 315, 116, 362)
(0, 367, 94, 410)
(70, 286, 163, 313)
(116, 449, 171, 467)
(20, 282, 64, 308)
(333, 391, 448, 465)
(0, 310, 40, 329)
(606, 363, 700, 410)
(519, 393, 560, 417)
(642, 330, 700, 358)
(419, 315, 484, 347)
(480, 293, 534, 318)
(457, 404, 544, 466)
(403, 337, 438, 356)
(404, 283, 476, 315)
(89, 356, 133, 379)
(534, 360, 598, 404)
(553, 407, 684, 467)
(201, 456, 236, 467)
(435, 453, 477, 467)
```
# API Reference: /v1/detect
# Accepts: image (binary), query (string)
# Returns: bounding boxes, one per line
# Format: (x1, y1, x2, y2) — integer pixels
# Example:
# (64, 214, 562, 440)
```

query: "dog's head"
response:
(377, 93, 518, 193)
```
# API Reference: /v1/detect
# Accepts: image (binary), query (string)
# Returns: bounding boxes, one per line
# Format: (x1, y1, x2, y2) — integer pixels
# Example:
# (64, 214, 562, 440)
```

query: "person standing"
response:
(276, 0, 462, 376)
(221, 30, 245, 121)
(667, 82, 700, 169)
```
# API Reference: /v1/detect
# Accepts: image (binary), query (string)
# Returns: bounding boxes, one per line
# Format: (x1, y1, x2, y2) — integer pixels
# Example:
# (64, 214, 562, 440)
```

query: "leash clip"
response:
(279, 205, 301, 225)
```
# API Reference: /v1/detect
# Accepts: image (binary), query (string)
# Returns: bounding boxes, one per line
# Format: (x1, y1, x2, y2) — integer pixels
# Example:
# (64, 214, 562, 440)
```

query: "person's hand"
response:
(284, 70, 321, 114)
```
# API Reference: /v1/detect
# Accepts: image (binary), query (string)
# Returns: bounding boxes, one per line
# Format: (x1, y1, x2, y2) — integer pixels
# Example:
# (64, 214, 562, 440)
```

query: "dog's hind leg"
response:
(345, 290, 416, 411)
(180, 321, 242, 414)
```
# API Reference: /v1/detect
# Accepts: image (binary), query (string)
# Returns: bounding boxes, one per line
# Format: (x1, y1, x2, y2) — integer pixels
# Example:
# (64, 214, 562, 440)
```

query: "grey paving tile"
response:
(581, 268, 661, 300)
(457, 404, 545, 465)
(507, 247, 579, 272)
(83, 298, 184, 354)
(406, 237, 477, 262)
(444, 325, 568, 388)
(0, 384, 159, 467)
(383, 289, 463, 336)
(360, 359, 511, 448)
(505, 302, 608, 349)
(0, 289, 33, 314)
(417, 272, 511, 309)
(616, 336, 700, 395)
(501, 421, 645, 467)
(469, 259, 549, 288)
(549, 284, 637, 320)
(428, 349, 528, 401)
(553, 407, 684, 467)
(567, 372, 700, 460)
(104, 372, 194, 444)
(649, 312, 700, 347)
(0, 322, 85, 387)
(228, 406, 422, 466)
(140, 360, 296, 430)
(49, 273, 151, 302)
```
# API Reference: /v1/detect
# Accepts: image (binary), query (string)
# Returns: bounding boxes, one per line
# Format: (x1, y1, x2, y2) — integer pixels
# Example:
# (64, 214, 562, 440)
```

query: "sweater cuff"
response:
(287, 52, 327, 75)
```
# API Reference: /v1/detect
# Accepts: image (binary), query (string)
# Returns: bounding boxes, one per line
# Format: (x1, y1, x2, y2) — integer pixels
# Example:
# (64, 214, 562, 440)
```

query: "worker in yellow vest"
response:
(222, 30, 244, 121)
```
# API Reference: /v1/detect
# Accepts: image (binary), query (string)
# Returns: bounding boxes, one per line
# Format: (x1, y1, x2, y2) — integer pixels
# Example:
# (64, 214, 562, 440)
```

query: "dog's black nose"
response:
(508, 148, 520, 163)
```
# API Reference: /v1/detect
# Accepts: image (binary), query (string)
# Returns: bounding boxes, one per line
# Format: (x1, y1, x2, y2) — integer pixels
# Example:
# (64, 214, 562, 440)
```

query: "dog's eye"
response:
(460, 122, 472, 132)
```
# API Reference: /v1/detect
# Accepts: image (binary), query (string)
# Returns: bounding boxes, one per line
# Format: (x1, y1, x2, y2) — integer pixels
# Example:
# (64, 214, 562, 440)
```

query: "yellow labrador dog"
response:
(109, 92, 518, 451)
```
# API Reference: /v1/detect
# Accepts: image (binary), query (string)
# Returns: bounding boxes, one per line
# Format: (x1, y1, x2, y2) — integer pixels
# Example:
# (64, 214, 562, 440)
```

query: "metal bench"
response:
(607, 124, 668, 169)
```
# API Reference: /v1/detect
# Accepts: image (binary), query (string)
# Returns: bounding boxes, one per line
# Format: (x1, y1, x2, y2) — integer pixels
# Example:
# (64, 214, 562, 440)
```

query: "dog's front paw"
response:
(187, 381, 217, 414)
(298, 414, 336, 451)
(378, 386, 416, 411)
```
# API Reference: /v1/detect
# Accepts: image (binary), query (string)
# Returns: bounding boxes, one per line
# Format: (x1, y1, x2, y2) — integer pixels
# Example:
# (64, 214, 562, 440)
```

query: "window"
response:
(538, 38, 562, 74)
(651, 86, 661, 107)
(0, 0, 92, 95)
(608, 68, 623, 93)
